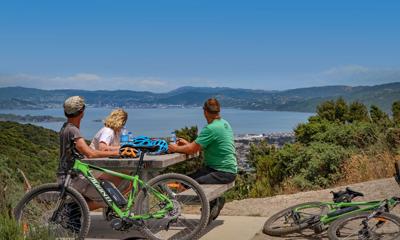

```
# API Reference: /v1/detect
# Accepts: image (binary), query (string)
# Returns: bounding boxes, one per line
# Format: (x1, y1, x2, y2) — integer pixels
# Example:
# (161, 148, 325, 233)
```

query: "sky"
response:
(0, 0, 400, 92)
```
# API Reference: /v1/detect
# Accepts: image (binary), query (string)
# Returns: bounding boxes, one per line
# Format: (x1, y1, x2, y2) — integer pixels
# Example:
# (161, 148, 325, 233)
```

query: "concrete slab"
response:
(201, 216, 266, 240)
(86, 212, 266, 240)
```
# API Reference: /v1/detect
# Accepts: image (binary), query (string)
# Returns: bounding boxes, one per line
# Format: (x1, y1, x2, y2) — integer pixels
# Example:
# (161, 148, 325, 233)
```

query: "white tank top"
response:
(90, 127, 120, 150)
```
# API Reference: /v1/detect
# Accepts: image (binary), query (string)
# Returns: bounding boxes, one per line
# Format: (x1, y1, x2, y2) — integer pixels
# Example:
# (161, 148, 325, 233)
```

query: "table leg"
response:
(140, 169, 159, 212)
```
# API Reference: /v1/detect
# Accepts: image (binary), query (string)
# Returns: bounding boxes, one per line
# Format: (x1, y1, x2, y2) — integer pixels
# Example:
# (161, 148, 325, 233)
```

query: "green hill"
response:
(1, 82, 400, 112)
(0, 121, 59, 185)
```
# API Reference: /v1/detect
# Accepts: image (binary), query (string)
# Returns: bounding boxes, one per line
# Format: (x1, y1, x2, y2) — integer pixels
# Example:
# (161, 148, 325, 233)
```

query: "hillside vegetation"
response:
(0, 121, 59, 239)
(1, 82, 400, 112)
(227, 99, 400, 199)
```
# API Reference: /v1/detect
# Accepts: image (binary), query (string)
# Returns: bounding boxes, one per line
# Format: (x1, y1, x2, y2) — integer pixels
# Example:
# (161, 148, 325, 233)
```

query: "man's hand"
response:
(176, 138, 189, 146)
(168, 143, 178, 153)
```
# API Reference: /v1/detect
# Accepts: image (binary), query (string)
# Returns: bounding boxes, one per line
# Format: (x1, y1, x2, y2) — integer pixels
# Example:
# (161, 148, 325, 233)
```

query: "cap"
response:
(63, 96, 85, 115)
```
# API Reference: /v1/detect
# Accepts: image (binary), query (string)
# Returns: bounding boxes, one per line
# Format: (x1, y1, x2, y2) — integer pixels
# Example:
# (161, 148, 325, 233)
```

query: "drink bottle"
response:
(120, 127, 129, 144)
(170, 132, 176, 143)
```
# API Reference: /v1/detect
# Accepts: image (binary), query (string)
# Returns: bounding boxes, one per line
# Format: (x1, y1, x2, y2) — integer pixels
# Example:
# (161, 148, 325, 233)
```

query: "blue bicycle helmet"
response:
(121, 136, 168, 155)
(149, 139, 168, 155)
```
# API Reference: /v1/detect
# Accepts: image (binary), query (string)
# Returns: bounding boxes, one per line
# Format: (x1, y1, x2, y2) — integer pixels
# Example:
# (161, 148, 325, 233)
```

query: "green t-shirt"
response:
(195, 119, 237, 174)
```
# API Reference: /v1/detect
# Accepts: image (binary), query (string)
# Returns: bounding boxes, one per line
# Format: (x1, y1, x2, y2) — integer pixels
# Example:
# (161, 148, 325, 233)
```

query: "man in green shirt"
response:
(168, 98, 237, 221)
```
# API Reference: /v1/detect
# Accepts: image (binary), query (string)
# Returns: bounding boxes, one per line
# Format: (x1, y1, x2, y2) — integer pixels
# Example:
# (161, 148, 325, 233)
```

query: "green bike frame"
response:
(293, 199, 398, 225)
(71, 159, 174, 221)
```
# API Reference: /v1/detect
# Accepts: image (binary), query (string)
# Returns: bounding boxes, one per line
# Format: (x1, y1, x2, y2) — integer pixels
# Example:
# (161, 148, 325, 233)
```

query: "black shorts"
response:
(188, 166, 236, 184)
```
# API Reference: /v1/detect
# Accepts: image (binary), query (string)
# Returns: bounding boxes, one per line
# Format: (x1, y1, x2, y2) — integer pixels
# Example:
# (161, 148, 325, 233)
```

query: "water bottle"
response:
(120, 127, 128, 144)
(170, 132, 176, 143)
(128, 131, 133, 142)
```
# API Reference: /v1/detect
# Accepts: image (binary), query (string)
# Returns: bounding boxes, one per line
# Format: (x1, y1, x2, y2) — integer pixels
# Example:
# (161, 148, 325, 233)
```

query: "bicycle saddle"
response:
(345, 187, 364, 198)
(332, 187, 364, 203)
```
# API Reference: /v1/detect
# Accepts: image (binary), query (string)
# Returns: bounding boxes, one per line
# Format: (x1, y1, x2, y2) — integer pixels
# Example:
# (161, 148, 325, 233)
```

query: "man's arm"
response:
(168, 141, 201, 154)
(75, 138, 119, 158)
(98, 142, 120, 151)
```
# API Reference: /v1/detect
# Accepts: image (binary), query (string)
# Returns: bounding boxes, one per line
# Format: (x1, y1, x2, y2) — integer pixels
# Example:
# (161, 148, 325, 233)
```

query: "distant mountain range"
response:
(1, 82, 400, 112)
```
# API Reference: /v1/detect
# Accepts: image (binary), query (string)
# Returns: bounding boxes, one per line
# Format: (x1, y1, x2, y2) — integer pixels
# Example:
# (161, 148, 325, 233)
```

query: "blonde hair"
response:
(104, 109, 128, 131)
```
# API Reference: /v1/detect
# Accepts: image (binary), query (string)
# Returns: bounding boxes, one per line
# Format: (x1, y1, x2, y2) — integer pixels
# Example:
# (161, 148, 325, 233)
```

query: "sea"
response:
(0, 107, 313, 139)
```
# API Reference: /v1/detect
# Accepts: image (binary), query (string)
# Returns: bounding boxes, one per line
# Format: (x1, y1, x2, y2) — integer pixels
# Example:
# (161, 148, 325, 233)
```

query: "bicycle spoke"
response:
(15, 185, 88, 239)
(135, 173, 209, 240)
(333, 214, 400, 240)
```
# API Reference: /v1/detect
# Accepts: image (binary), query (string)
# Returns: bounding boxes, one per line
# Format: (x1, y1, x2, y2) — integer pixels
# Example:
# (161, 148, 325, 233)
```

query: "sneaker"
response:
(208, 197, 225, 224)
(208, 200, 219, 224)
(212, 197, 225, 221)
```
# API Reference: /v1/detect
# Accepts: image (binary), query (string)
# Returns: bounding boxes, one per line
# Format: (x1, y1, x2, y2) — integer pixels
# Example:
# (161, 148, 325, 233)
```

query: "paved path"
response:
(86, 177, 400, 239)
(86, 212, 266, 240)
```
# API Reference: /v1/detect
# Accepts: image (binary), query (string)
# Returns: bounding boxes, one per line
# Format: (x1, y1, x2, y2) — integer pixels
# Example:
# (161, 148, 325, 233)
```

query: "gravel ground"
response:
(219, 177, 400, 240)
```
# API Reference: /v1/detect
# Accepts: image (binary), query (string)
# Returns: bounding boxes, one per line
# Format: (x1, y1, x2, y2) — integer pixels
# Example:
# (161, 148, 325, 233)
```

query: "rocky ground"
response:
(220, 177, 400, 239)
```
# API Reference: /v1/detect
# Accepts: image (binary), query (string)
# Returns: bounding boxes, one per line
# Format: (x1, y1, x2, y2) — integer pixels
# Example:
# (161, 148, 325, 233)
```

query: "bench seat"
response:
(176, 182, 235, 204)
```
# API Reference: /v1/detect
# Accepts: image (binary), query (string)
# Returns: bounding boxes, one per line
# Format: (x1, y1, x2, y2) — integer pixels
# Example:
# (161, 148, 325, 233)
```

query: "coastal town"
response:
(234, 132, 295, 172)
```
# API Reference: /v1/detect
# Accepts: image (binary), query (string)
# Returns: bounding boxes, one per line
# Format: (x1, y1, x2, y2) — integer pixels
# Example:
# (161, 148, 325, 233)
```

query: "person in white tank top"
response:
(87, 108, 131, 207)
(90, 109, 127, 151)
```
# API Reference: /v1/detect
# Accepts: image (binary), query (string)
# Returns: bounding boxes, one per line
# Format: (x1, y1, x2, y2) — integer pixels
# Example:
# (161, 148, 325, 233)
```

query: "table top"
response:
(82, 153, 199, 170)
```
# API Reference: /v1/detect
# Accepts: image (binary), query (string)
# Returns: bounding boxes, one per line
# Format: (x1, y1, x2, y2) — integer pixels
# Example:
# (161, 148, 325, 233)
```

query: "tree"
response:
(174, 126, 198, 142)
(392, 101, 400, 126)
(317, 100, 336, 121)
(347, 101, 369, 123)
(335, 97, 348, 123)
(370, 105, 391, 126)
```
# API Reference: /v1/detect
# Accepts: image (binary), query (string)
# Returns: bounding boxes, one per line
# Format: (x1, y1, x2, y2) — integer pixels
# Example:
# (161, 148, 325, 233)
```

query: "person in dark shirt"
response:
(59, 96, 119, 210)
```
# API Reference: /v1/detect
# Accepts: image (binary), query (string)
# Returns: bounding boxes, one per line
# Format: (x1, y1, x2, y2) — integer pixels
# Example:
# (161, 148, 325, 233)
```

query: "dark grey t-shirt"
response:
(58, 122, 83, 175)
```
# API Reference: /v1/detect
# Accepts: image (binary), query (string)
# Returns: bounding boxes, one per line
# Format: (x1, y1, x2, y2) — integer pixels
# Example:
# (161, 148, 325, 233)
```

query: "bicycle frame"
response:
(70, 158, 174, 221)
(293, 199, 399, 225)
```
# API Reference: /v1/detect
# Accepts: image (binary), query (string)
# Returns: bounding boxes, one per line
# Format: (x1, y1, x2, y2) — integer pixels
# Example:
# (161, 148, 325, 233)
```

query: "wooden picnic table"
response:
(82, 153, 199, 180)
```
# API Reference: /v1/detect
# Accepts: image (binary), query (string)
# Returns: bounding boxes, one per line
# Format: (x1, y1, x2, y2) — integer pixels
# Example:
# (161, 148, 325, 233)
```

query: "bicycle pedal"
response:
(124, 218, 144, 228)
(312, 223, 328, 234)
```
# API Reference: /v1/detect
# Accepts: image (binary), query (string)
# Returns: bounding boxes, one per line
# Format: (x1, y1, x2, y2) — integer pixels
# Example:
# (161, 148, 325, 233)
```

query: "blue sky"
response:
(0, 0, 400, 92)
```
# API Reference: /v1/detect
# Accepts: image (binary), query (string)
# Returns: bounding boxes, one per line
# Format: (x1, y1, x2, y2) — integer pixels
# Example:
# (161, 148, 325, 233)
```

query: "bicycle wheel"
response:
(263, 201, 329, 236)
(14, 183, 90, 240)
(134, 173, 210, 240)
(328, 212, 400, 240)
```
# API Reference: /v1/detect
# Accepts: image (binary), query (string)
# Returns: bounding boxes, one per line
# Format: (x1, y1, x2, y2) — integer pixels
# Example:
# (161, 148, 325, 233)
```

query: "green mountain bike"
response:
(327, 197, 400, 240)
(327, 161, 400, 240)
(263, 162, 400, 237)
(14, 145, 210, 240)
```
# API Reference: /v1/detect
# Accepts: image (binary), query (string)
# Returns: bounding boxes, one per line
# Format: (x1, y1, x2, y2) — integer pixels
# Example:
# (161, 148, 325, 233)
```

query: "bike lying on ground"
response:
(263, 161, 400, 238)
(327, 160, 400, 240)
(14, 145, 210, 240)
(327, 197, 400, 240)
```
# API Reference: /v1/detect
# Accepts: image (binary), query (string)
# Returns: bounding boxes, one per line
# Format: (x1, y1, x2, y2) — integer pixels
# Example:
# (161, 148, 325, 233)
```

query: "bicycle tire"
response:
(134, 173, 210, 240)
(14, 183, 90, 240)
(263, 201, 328, 236)
(328, 212, 400, 240)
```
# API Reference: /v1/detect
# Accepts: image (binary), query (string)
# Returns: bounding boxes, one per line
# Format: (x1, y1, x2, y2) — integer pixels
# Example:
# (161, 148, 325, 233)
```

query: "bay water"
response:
(0, 108, 313, 139)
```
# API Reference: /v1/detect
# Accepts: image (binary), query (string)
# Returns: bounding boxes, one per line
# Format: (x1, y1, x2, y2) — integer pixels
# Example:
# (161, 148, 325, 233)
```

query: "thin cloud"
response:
(308, 65, 400, 86)
(66, 73, 101, 82)
(321, 65, 370, 76)
(0, 73, 171, 91)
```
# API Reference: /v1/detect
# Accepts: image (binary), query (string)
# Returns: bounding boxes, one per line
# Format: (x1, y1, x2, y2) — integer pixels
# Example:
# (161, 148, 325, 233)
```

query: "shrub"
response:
(311, 122, 379, 149)
(291, 142, 348, 188)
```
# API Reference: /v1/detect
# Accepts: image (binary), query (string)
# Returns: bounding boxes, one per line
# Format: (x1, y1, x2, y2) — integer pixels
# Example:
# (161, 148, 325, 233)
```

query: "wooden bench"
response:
(176, 182, 235, 204)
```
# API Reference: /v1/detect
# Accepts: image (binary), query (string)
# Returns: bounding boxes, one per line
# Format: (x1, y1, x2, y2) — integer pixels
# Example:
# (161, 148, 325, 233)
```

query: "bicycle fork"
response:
(49, 174, 72, 223)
